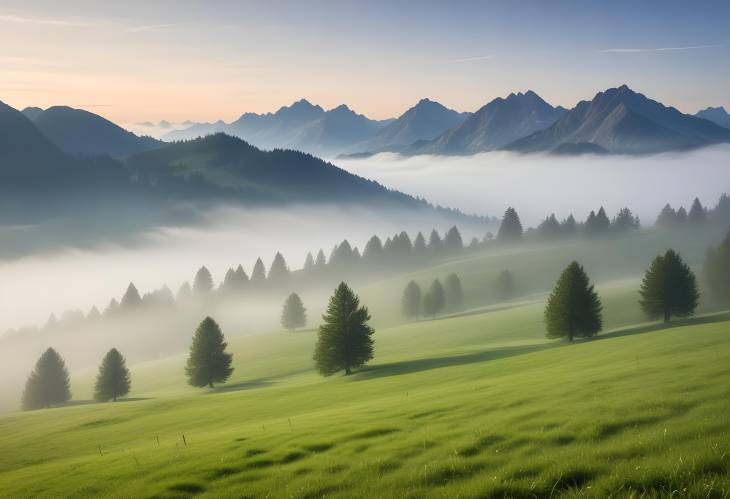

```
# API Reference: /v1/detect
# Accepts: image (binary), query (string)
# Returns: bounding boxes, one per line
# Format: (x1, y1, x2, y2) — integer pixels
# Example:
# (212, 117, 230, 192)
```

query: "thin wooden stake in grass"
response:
(98, 444, 102, 456)
(182, 434, 187, 447)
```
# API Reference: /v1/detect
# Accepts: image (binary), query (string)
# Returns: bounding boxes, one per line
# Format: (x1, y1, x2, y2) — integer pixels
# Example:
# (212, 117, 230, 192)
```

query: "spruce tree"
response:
(93, 348, 131, 402)
(428, 229, 444, 254)
(444, 273, 464, 311)
(656, 204, 678, 228)
(496, 270, 514, 301)
(193, 266, 214, 295)
(313, 283, 374, 376)
(537, 214, 561, 239)
(544, 262, 603, 341)
(21, 348, 72, 410)
(363, 235, 385, 266)
(268, 252, 290, 284)
(413, 232, 427, 258)
(612, 207, 640, 232)
(120, 282, 142, 309)
(401, 280, 422, 318)
(688, 197, 707, 226)
(639, 250, 699, 322)
(185, 317, 234, 388)
(281, 293, 307, 331)
(704, 231, 730, 305)
(444, 226, 464, 251)
(423, 279, 445, 318)
(561, 214, 577, 236)
(315, 249, 327, 267)
(497, 207, 523, 242)
(176, 282, 193, 303)
(304, 252, 315, 270)
(251, 258, 267, 283)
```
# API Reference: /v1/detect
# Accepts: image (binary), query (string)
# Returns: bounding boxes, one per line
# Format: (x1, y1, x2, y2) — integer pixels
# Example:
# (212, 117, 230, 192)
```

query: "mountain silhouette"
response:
(695, 106, 730, 129)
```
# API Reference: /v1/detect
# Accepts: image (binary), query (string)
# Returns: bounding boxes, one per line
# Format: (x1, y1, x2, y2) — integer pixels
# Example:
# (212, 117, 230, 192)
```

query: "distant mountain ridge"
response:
(695, 106, 730, 129)
(25, 106, 161, 158)
(505, 85, 730, 154)
(411, 91, 566, 155)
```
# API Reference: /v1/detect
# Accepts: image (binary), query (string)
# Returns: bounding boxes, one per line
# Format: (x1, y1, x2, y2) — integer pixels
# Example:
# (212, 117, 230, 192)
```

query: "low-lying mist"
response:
(337, 146, 730, 226)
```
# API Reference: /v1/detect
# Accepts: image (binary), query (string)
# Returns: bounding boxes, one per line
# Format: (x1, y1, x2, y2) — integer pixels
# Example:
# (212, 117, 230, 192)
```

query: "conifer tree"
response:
(21, 347, 71, 410)
(413, 232, 427, 258)
(537, 214, 561, 239)
(304, 252, 315, 270)
(544, 262, 603, 341)
(561, 214, 577, 236)
(496, 270, 514, 301)
(639, 249, 699, 322)
(268, 252, 290, 284)
(281, 293, 307, 331)
(251, 258, 267, 283)
(120, 282, 142, 309)
(401, 280, 422, 318)
(688, 197, 707, 226)
(93, 348, 131, 402)
(428, 229, 444, 253)
(222, 268, 237, 292)
(185, 317, 234, 388)
(422, 279, 445, 318)
(497, 207, 523, 242)
(193, 266, 214, 295)
(469, 237, 479, 249)
(87, 306, 101, 321)
(313, 283, 374, 376)
(656, 204, 677, 228)
(612, 207, 640, 232)
(704, 231, 730, 305)
(363, 235, 385, 266)
(104, 299, 119, 317)
(675, 206, 688, 224)
(444, 226, 464, 251)
(315, 249, 327, 267)
(234, 264, 249, 286)
(176, 282, 193, 303)
(444, 273, 464, 311)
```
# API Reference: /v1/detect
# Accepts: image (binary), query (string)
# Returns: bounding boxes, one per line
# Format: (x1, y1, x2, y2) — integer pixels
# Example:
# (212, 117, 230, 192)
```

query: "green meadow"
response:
(1, 232, 729, 498)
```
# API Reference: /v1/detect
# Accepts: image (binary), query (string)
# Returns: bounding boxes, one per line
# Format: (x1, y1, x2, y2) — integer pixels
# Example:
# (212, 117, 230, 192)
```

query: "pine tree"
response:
(185, 317, 234, 388)
(428, 229, 444, 253)
(87, 306, 101, 321)
(193, 266, 214, 295)
(656, 204, 678, 228)
(251, 258, 267, 283)
(315, 249, 327, 267)
(444, 273, 464, 311)
(176, 282, 193, 303)
(21, 348, 72, 410)
(496, 270, 514, 301)
(268, 252, 290, 284)
(561, 214, 577, 236)
(497, 207, 523, 242)
(585, 207, 610, 236)
(234, 265, 249, 289)
(221, 268, 237, 292)
(363, 235, 385, 266)
(688, 197, 707, 226)
(93, 348, 131, 402)
(304, 252, 315, 270)
(281, 293, 307, 331)
(544, 262, 603, 341)
(313, 283, 374, 376)
(612, 207, 640, 232)
(413, 232, 427, 258)
(104, 299, 119, 317)
(120, 282, 142, 309)
(422, 279, 445, 318)
(401, 280, 422, 318)
(537, 214, 561, 239)
(704, 231, 730, 305)
(640, 249, 699, 322)
(444, 226, 464, 251)
(675, 206, 688, 224)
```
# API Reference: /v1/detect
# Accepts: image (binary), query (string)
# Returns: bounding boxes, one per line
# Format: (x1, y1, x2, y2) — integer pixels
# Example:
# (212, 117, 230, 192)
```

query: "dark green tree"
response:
(313, 282, 374, 376)
(544, 262, 603, 341)
(704, 231, 730, 305)
(193, 266, 214, 295)
(422, 279, 445, 318)
(413, 232, 427, 258)
(401, 280, 422, 318)
(656, 204, 678, 228)
(281, 292, 307, 331)
(496, 269, 515, 301)
(561, 214, 577, 236)
(639, 250, 699, 322)
(428, 229, 444, 254)
(185, 317, 234, 387)
(93, 348, 131, 402)
(497, 207, 523, 242)
(585, 207, 610, 236)
(444, 273, 464, 311)
(612, 207, 640, 232)
(120, 282, 142, 309)
(363, 235, 385, 266)
(21, 347, 71, 410)
(537, 214, 561, 239)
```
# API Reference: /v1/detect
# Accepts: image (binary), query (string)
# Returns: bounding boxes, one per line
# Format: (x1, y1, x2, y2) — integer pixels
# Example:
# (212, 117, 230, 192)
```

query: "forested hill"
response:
(126, 133, 421, 206)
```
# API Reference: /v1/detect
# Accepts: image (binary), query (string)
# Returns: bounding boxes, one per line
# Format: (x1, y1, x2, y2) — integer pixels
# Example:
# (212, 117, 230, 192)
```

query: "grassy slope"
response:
(0, 275, 728, 498)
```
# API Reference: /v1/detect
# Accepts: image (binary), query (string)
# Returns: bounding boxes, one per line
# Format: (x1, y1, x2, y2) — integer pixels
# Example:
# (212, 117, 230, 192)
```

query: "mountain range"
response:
(695, 106, 730, 129)
(505, 85, 730, 155)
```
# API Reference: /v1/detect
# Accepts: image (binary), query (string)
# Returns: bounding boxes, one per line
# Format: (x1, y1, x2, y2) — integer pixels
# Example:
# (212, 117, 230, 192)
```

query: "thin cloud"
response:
(0, 12, 90, 27)
(453, 55, 494, 63)
(127, 23, 187, 33)
(600, 44, 724, 53)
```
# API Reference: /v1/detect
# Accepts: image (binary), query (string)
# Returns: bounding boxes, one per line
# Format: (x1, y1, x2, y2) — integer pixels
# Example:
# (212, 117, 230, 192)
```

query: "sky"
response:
(1, 0, 729, 125)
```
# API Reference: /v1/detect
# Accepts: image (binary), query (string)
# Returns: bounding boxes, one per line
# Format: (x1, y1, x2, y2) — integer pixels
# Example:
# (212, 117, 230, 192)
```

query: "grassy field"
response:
(1, 269, 729, 498)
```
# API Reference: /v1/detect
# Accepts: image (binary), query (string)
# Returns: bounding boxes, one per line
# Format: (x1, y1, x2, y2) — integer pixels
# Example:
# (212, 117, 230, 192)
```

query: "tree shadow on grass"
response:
(597, 311, 730, 342)
(352, 344, 555, 381)
(65, 397, 153, 407)
(209, 378, 275, 394)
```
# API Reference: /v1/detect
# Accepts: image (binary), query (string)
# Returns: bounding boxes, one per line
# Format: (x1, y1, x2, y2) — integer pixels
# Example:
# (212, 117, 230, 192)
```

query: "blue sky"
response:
(1, 0, 728, 123)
